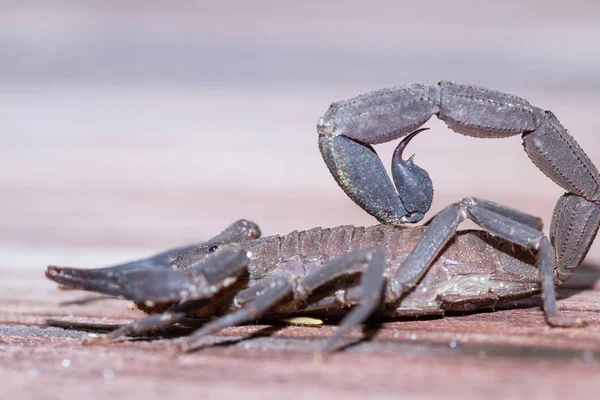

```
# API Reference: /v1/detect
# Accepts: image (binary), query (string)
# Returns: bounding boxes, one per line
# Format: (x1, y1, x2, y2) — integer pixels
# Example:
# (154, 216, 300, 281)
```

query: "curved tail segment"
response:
(522, 112, 600, 282)
(318, 81, 600, 291)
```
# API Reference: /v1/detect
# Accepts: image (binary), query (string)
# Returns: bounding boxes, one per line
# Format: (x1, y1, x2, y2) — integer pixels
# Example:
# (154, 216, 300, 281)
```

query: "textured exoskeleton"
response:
(46, 201, 584, 354)
(318, 81, 600, 294)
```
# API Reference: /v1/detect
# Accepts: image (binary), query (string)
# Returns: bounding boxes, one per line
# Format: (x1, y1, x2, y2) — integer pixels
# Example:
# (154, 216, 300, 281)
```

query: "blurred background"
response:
(2, 1, 600, 295)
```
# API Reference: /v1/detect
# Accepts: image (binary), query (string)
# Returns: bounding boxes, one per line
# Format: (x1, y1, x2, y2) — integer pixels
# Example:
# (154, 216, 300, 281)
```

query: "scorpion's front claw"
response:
(45, 245, 250, 304)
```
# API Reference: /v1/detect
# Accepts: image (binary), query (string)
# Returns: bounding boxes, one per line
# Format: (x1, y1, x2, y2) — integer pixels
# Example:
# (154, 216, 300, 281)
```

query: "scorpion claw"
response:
(46, 246, 249, 303)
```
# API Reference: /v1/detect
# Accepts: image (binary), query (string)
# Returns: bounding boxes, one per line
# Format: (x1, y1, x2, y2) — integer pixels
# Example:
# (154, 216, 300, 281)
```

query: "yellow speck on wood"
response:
(280, 317, 324, 326)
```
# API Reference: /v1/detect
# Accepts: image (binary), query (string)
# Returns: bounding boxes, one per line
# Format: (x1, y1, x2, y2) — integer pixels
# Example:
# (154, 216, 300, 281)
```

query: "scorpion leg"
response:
(82, 300, 206, 345)
(465, 198, 542, 230)
(321, 251, 386, 354)
(172, 277, 294, 353)
(387, 197, 583, 327)
(173, 248, 387, 353)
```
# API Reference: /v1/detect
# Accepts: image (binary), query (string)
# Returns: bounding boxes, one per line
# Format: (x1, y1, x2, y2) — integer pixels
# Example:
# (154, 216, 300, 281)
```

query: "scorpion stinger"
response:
(318, 126, 433, 224)
(317, 83, 439, 225)
(391, 127, 433, 223)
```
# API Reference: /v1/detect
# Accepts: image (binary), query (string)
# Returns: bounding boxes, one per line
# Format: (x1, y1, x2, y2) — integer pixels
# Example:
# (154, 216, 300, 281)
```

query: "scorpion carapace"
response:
(46, 203, 582, 354)
(318, 81, 600, 288)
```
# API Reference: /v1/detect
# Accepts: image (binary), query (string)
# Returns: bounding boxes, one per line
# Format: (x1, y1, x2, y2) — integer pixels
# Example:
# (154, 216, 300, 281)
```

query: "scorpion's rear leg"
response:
(173, 248, 387, 354)
(82, 300, 205, 345)
(388, 197, 584, 327)
(172, 277, 295, 353)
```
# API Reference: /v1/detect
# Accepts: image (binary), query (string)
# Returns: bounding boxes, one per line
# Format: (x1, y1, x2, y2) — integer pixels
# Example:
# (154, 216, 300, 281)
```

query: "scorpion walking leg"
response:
(172, 277, 294, 353)
(465, 198, 542, 230)
(173, 248, 387, 353)
(316, 251, 386, 354)
(387, 197, 583, 327)
(82, 300, 206, 345)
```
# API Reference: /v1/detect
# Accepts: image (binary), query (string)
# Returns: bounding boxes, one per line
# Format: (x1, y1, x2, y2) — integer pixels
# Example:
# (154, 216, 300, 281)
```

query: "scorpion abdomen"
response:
(243, 225, 544, 316)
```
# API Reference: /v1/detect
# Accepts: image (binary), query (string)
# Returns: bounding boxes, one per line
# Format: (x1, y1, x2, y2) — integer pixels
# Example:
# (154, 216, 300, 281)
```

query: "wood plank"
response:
(1, 266, 600, 400)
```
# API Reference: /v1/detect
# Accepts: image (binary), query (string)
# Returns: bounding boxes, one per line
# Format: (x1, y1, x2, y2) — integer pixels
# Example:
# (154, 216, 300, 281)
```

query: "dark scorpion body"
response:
(46, 82, 600, 354)
(236, 224, 542, 318)
(46, 207, 568, 354)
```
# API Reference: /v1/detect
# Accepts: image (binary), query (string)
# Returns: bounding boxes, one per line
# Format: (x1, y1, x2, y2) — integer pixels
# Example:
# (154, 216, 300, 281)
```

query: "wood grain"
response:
(2, 266, 600, 400)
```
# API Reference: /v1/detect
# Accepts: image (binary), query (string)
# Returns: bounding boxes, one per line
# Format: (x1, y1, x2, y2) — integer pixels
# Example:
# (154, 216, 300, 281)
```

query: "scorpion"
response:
(46, 82, 600, 354)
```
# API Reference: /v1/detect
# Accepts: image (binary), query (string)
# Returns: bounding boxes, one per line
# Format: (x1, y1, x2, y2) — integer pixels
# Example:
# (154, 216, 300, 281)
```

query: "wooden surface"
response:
(2, 268, 600, 399)
(3, 2, 600, 399)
